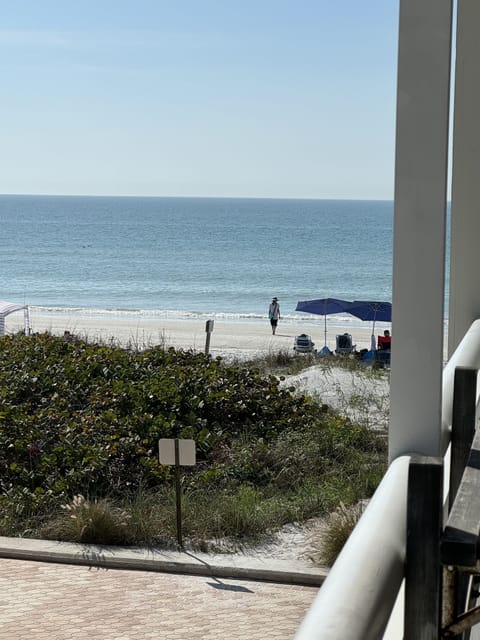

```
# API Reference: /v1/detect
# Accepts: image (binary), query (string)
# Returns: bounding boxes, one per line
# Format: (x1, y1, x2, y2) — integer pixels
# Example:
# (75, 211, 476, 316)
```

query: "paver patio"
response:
(0, 559, 317, 639)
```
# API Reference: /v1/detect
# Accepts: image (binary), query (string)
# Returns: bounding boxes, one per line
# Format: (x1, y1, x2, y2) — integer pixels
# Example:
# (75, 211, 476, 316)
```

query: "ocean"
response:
(0, 195, 393, 328)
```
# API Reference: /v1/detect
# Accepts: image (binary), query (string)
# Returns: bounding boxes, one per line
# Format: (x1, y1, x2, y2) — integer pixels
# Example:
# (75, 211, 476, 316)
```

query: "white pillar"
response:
(389, 0, 452, 461)
(448, 0, 480, 355)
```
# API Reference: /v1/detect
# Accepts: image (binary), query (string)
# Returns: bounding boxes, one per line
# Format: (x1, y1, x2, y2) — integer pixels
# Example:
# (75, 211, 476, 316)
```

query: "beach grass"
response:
(243, 346, 384, 376)
(308, 501, 365, 567)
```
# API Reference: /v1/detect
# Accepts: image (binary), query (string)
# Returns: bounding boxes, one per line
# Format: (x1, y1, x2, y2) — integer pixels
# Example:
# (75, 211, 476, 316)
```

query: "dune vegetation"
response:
(0, 333, 386, 548)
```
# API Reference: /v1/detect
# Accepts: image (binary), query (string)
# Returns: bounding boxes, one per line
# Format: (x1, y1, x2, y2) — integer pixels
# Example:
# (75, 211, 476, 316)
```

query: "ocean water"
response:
(0, 195, 393, 327)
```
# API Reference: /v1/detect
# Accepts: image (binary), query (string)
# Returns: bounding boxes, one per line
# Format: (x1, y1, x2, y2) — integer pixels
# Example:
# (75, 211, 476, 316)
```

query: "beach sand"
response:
(4, 311, 377, 360)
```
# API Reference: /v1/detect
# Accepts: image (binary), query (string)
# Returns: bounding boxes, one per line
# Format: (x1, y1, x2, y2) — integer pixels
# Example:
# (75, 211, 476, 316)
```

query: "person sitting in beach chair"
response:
(377, 329, 391, 351)
(375, 330, 391, 368)
(293, 334, 315, 354)
(335, 333, 355, 355)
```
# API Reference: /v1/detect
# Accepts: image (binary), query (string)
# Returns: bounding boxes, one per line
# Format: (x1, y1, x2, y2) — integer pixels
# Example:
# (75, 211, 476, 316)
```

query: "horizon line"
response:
(0, 192, 394, 202)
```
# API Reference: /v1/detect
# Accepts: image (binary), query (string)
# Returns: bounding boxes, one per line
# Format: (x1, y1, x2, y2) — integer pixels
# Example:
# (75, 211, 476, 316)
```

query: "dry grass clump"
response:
(42, 495, 132, 545)
(310, 501, 365, 567)
(244, 348, 319, 374)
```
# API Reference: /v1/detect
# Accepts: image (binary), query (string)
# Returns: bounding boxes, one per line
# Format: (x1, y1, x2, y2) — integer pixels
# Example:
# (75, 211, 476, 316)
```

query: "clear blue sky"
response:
(1, 1, 399, 199)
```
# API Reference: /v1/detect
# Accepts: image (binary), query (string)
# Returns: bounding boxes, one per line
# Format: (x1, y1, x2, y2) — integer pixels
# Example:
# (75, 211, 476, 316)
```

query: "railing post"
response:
(405, 456, 443, 638)
(447, 366, 478, 636)
(450, 367, 478, 509)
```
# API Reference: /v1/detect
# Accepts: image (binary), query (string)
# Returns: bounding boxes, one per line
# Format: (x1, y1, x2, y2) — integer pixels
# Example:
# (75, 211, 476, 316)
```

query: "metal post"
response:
(174, 438, 183, 548)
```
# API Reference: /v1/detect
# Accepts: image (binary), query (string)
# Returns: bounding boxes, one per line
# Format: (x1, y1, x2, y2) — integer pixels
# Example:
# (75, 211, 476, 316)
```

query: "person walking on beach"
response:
(268, 297, 281, 334)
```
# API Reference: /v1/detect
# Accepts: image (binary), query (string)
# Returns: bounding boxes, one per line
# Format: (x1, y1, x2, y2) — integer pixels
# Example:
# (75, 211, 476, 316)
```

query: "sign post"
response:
(205, 319, 214, 355)
(174, 439, 182, 546)
(159, 438, 196, 548)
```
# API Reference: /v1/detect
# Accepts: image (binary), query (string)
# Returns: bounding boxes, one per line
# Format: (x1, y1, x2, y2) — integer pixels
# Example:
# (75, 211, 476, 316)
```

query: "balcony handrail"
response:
(294, 319, 480, 640)
(294, 455, 410, 640)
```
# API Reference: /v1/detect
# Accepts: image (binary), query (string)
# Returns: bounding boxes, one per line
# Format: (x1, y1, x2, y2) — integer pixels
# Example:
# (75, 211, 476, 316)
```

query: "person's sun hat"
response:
(272, 297, 278, 301)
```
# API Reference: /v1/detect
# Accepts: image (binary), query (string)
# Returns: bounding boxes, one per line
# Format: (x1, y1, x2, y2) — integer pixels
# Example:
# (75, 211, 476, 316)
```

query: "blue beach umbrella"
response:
(295, 298, 350, 347)
(345, 300, 392, 347)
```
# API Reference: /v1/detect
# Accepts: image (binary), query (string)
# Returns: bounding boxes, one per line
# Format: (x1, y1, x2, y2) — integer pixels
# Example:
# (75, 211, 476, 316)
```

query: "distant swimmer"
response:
(268, 297, 281, 335)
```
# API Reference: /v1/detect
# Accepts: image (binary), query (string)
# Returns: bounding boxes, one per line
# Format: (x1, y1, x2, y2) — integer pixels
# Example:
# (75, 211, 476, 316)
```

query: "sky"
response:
(1, 1, 399, 200)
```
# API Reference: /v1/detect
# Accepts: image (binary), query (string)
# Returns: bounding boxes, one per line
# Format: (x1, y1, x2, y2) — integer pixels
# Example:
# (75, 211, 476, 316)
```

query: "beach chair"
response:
(335, 333, 355, 355)
(293, 334, 315, 354)
(375, 334, 391, 368)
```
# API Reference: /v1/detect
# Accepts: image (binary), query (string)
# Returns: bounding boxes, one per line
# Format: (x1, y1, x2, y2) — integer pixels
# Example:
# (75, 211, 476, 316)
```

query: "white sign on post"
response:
(158, 438, 196, 548)
(158, 438, 196, 466)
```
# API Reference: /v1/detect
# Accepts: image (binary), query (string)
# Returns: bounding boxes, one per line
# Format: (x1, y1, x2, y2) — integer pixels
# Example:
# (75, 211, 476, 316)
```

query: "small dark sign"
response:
(205, 320, 214, 333)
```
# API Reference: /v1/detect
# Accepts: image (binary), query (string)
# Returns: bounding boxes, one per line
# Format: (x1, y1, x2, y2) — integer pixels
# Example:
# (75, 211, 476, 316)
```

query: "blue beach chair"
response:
(293, 334, 315, 354)
(335, 333, 355, 355)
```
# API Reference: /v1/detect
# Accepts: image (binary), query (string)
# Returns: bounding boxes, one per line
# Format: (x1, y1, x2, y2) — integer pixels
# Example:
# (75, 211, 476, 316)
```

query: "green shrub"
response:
(0, 333, 387, 545)
(0, 334, 317, 502)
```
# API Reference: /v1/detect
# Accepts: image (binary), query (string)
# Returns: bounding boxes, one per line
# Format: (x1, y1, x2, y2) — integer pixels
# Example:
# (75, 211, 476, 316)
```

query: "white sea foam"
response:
(29, 304, 394, 332)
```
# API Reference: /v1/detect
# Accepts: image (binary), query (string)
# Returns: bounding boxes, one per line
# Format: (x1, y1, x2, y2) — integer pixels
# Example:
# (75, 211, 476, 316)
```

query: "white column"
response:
(389, 0, 452, 461)
(448, 0, 480, 355)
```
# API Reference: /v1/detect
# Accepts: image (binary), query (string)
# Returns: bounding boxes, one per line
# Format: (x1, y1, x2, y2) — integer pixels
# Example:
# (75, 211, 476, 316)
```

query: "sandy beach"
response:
(4, 310, 378, 360)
